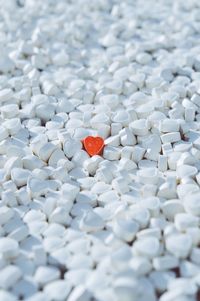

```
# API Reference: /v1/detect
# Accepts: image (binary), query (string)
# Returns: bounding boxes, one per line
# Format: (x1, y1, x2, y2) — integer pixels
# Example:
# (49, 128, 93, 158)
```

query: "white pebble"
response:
(0, 265, 22, 289)
(0, 237, 19, 259)
(134, 237, 160, 258)
(79, 211, 104, 232)
(129, 119, 150, 136)
(166, 234, 192, 258)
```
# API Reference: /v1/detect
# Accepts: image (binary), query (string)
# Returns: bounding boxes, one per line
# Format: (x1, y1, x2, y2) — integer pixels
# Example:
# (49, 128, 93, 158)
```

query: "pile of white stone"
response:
(0, 0, 200, 300)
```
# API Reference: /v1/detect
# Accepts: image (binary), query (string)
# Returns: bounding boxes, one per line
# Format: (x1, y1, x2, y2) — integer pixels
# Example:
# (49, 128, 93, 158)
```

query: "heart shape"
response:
(82, 136, 105, 157)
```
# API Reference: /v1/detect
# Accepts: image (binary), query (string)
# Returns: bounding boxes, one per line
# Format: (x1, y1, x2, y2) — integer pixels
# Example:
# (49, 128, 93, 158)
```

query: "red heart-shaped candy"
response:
(82, 136, 104, 157)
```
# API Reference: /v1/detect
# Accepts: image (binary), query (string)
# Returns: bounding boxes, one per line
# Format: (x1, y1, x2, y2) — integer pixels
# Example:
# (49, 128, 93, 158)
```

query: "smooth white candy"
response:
(134, 237, 160, 258)
(0, 237, 19, 259)
(0, 265, 22, 289)
(166, 234, 192, 258)
(79, 211, 104, 232)
(129, 119, 150, 136)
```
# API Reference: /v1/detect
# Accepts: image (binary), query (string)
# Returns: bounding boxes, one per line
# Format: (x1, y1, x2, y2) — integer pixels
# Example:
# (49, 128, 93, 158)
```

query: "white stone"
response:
(83, 156, 103, 175)
(44, 280, 71, 301)
(177, 165, 198, 179)
(79, 211, 104, 232)
(103, 146, 121, 160)
(0, 89, 13, 102)
(0, 206, 14, 225)
(158, 155, 168, 172)
(0, 238, 19, 259)
(183, 192, 200, 216)
(34, 266, 60, 286)
(137, 168, 159, 185)
(38, 143, 57, 162)
(190, 248, 200, 265)
(159, 119, 179, 133)
(61, 182, 80, 202)
(153, 255, 179, 270)
(175, 213, 199, 231)
(0, 291, 16, 301)
(8, 225, 29, 242)
(113, 218, 139, 242)
(131, 146, 145, 162)
(67, 286, 92, 301)
(134, 237, 160, 258)
(11, 168, 31, 187)
(129, 119, 149, 136)
(112, 177, 129, 194)
(63, 138, 82, 158)
(161, 132, 181, 144)
(166, 234, 192, 258)
(0, 265, 22, 289)
(3, 118, 22, 135)
(162, 200, 184, 221)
